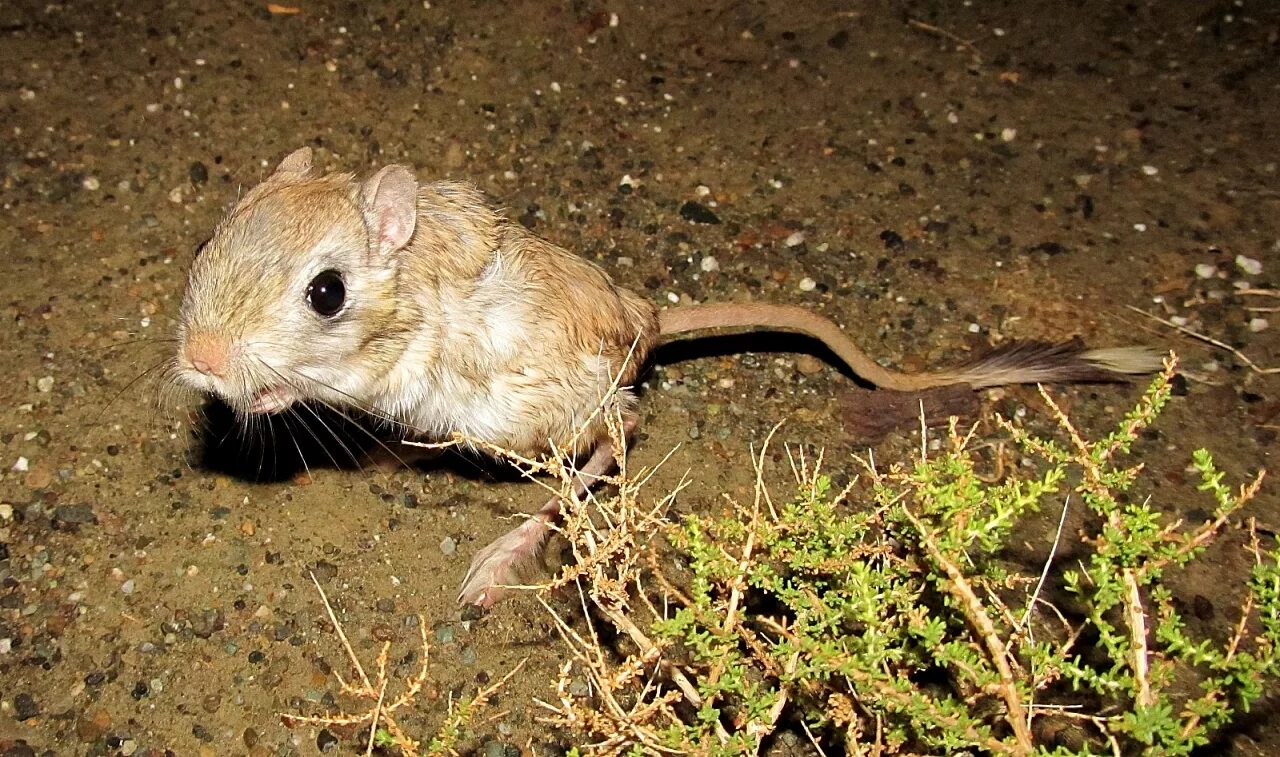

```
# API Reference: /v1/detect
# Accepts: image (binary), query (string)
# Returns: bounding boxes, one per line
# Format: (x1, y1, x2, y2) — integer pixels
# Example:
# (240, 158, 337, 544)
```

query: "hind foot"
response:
(456, 516, 549, 608)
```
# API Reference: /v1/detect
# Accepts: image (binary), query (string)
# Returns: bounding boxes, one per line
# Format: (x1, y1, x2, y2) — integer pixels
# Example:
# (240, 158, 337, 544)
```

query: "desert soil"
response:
(1, 0, 1278, 754)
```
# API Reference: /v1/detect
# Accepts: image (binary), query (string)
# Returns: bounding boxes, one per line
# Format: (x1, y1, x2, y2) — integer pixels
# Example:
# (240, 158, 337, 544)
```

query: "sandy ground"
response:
(1, 0, 1278, 754)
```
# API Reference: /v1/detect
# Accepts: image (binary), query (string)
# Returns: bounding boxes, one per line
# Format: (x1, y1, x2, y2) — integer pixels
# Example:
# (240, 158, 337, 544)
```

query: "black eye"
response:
(306, 270, 345, 317)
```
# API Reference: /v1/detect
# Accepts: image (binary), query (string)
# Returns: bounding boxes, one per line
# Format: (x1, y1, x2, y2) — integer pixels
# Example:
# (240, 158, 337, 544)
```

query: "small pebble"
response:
(81, 176, 100, 191)
(1236, 255, 1263, 275)
(795, 355, 824, 376)
(784, 231, 806, 247)
(12, 458, 27, 473)
(439, 536, 456, 556)
(1000, 128, 1017, 141)
(1249, 318, 1269, 333)
(797, 277, 817, 291)
(13, 692, 39, 720)
(1194, 263, 1218, 279)
(189, 161, 209, 185)
(678, 201, 720, 224)
(36, 376, 54, 392)
(1141, 165, 1159, 176)
(699, 255, 720, 272)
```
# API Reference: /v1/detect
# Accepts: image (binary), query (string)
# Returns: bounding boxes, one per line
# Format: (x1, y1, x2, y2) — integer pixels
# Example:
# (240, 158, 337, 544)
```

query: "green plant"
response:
(537, 358, 1280, 755)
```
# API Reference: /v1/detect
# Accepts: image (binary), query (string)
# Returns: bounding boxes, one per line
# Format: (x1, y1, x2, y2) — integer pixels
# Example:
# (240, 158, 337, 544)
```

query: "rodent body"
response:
(173, 148, 1159, 607)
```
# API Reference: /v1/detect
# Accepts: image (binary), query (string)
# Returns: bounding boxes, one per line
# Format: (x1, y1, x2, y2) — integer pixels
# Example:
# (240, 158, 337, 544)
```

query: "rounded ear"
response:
(270, 147, 314, 180)
(360, 165, 418, 257)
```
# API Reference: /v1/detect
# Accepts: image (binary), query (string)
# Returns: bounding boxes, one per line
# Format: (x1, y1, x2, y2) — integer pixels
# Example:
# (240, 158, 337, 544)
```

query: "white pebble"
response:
(1141, 165, 1159, 176)
(618, 174, 638, 188)
(666, 292, 680, 303)
(1170, 315, 1189, 327)
(700, 256, 720, 272)
(81, 176, 100, 191)
(439, 536, 456, 556)
(1000, 128, 1017, 142)
(1194, 263, 1218, 279)
(1249, 318, 1269, 333)
(798, 277, 817, 291)
(121, 579, 136, 594)
(968, 323, 981, 333)
(0, 504, 11, 520)
(615, 256, 634, 267)
(784, 231, 806, 247)
(12, 457, 28, 473)
(695, 185, 711, 197)
(1133, 223, 1147, 232)
(549, 81, 561, 93)
(36, 376, 54, 392)
(168, 186, 184, 204)
(1236, 254, 1263, 275)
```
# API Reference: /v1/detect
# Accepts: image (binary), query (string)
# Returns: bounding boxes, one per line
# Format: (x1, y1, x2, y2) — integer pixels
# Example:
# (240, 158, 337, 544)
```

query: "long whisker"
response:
(256, 362, 417, 474)
(281, 406, 317, 483)
(291, 400, 366, 471)
(276, 397, 352, 475)
(241, 344, 422, 434)
(99, 355, 173, 421)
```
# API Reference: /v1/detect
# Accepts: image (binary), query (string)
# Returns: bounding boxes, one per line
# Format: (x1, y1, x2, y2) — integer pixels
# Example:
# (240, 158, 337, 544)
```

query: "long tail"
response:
(658, 303, 1162, 392)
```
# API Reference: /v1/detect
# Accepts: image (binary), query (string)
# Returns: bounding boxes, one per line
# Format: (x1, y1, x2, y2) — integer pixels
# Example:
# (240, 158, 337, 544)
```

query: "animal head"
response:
(173, 147, 420, 416)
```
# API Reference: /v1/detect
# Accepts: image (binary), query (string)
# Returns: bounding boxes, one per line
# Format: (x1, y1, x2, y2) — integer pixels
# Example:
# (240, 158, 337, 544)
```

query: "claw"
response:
(456, 517, 549, 607)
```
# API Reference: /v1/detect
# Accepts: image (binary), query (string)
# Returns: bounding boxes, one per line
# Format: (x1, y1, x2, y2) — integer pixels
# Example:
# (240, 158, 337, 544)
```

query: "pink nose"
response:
(185, 333, 230, 377)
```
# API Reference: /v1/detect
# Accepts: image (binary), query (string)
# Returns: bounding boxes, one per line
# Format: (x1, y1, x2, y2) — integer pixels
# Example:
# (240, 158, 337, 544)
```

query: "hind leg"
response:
(457, 413, 637, 608)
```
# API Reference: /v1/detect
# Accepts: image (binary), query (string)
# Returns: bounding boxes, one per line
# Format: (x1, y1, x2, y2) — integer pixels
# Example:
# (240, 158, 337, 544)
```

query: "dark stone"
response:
(51, 504, 97, 528)
(310, 560, 338, 582)
(188, 162, 208, 185)
(317, 729, 339, 752)
(1028, 241, 1067, 255)
(13, 693, 39, 720)
(827, 30, 850, 49)
(678, 201, 720, 225)
(879, 229, 905, 250)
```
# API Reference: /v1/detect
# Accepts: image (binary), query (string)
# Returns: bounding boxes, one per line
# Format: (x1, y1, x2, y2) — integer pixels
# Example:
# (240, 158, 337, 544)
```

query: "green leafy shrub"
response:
(540, 360, 1279, 755)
